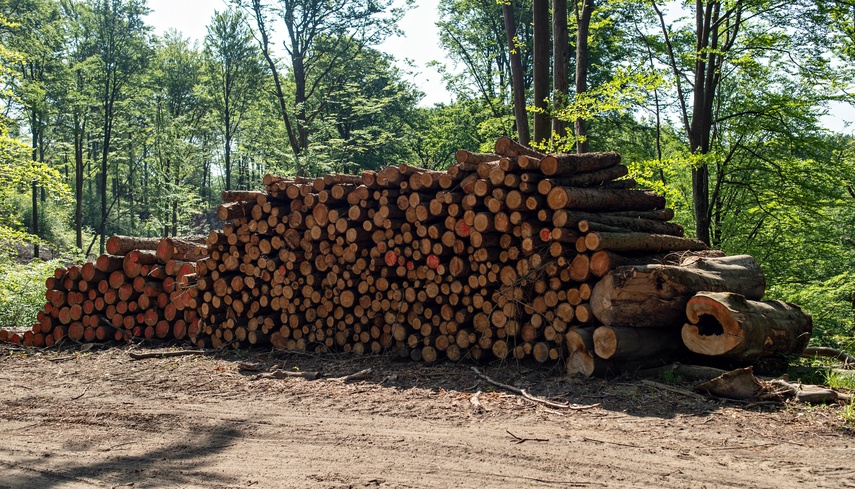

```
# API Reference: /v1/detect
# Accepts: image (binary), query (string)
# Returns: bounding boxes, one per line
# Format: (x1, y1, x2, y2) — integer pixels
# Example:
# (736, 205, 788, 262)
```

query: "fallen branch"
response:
(128, 350, 210, 360)
(332, 368, 373, 382)
(48, 354, 79, 363)
(472, 367, 600, 410)
(70, 385, 90, 401)
(507, 430, 549, 444)
(255, 369, 321, 380)
(802, 347, 855, 367)
(641, 379, 707, 401)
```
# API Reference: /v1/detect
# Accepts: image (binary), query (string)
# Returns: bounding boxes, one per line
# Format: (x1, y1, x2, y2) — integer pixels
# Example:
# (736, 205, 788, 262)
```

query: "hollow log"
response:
(590, 255, 765, 328)
(681, 292, 812, 362)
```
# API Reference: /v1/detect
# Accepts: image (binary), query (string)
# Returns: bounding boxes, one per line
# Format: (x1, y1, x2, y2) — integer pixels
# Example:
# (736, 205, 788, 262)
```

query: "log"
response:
(494, 137, 547, 159)
(546, 187, 666, 212)
(106, 235, 160, 256)
(584, 232, 706, 253)
(590, 255, 765, 328)
(536, 165, 628, 192)
(681, 292, 812, 361)
(592, 325, 682, 361)
(539, 152, 621, 176)
(156, 237, 207, 262)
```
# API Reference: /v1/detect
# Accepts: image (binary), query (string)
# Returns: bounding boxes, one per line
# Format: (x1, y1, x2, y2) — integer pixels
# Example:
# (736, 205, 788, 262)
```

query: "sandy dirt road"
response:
(0, 346, 853, 488)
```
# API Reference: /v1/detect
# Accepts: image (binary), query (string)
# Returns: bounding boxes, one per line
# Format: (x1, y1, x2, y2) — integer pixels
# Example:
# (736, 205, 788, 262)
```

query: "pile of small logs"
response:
(191, 137, 810, 369)
(8, 236, 204, 347)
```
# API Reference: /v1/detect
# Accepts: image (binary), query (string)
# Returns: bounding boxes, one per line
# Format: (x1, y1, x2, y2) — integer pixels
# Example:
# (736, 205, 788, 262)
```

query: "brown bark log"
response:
(682, 292, 812, 361)
(494, 137, 546, 159)
(590, 255, 766, 328)
(540, 152, 621, 176)
(106, 236, 160, 256)
(584, 232, 706, 254)
(547, 188, 666, 212)
(592, 325, 682, 361)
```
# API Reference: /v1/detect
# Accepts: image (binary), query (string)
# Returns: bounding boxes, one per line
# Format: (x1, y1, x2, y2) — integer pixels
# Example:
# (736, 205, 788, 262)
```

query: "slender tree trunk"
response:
(502, 3, 530, 145)
(248, 0, 301, 170)
(532, 0, 550, 144)
(552, 0, 569, 139)
(100, 97, 113, 255)
(225, 114, 232, 191)
(575, 0, 593, 154)
(74, 119, 84, 249)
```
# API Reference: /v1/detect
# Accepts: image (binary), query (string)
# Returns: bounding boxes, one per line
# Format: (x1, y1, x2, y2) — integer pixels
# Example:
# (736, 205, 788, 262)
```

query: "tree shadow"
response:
(1, 421, 242, 489)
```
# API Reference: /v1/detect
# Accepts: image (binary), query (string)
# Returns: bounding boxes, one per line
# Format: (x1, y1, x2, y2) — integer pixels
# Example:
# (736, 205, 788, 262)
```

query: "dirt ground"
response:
(0, 344, 853, 489)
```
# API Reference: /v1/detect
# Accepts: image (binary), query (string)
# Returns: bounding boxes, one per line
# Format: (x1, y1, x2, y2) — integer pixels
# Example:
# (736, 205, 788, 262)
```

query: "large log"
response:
(681, 292, 812, 362)
(552, 210, 684, 236)
(106, 235, 160, 256)
(494, 137, 547, 159)
(546, 187, 666, 212)
(592, 325, 682, 361)
(537, 165, 628, 192)
(539, 152, 621, 176)
(584, 232, 706, 253)
(590, 255, 765, 328)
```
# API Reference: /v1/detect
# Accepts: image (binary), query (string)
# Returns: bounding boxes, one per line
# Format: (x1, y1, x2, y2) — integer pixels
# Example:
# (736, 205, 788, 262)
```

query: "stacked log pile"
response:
(8, 236, 204, 347)
(2, 137, 812, 374)
(193, 137, 790, 368)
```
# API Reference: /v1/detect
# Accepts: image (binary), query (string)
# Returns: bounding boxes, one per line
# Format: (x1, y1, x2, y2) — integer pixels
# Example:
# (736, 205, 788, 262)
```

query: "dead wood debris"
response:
(471, 367, 600, 411)
(506, 430, 549, 444)
(128, 350, 210, 360)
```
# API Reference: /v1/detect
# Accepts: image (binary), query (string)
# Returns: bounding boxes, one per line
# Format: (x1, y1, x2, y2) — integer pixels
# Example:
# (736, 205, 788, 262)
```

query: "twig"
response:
(582, 436, 640, 448)
(255, 369, 321, 380)
(128, 350, 210, 360)
(101, 441, 134, 452)
(333, 368, 373, 381)
(47, 354, 79, 363)
(70, 385, 90, 401)
(641, 379, 707, 400)
(507, 430, 549, 444)
(472, 367, 600, 410)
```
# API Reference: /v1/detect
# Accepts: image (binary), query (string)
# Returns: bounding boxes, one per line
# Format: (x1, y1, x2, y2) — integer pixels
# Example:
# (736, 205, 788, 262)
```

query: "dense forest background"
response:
(1, 0, 854, 350)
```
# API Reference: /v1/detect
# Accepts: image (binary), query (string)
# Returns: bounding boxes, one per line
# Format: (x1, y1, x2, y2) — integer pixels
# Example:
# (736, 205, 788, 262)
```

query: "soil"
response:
(0, 344, 853, 489)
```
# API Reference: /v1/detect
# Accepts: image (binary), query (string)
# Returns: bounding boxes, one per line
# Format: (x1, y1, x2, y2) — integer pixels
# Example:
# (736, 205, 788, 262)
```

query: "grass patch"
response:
(823, 370, 855, 391)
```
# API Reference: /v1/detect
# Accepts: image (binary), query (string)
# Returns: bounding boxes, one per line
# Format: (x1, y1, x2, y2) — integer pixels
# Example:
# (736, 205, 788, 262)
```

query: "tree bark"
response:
(593, 325, 682, 361)
(532, 0, 551, 144)
(575, 0, 594, 153)
(502, 4, 531, 145)
(590, 255, 765, 328)
(552, 0, 569, 139)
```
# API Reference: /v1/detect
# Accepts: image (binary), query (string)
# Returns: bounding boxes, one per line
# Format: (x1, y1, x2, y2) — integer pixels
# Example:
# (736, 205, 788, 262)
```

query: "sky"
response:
(144, 0, 853, 133)
(144, 0, 455, 107)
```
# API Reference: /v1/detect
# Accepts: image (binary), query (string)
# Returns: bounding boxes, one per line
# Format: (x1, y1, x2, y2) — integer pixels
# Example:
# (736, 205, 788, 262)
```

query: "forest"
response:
(0, 0, 853, 351)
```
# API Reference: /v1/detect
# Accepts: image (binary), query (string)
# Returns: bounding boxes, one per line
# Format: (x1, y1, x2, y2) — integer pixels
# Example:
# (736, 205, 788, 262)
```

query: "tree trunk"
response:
(575, 0, 593, 153)
(532, 0, 550, 144)
(552, 0, 569, 139)
(502, 3, 531, 145)
(682, 292, 812, 361)
(590, 255, 765, 328)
